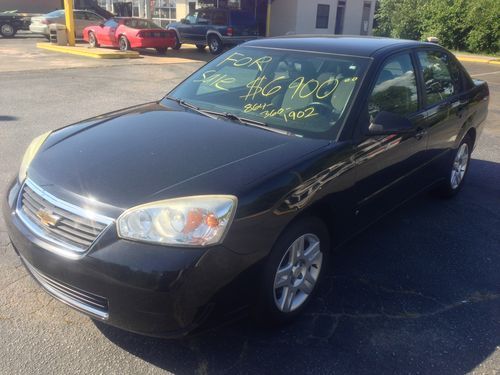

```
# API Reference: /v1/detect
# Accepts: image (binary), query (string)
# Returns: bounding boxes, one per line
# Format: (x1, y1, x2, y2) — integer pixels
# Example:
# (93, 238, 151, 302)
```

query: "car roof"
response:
(245, 35, 434, 58)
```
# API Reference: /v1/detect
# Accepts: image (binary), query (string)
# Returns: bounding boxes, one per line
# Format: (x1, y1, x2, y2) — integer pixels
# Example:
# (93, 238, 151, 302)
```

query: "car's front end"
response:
(3, 177, 252, 337)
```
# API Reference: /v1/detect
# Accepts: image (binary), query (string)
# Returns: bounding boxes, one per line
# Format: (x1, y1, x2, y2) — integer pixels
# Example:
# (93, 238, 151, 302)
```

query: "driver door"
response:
(353, 51, 430, 227)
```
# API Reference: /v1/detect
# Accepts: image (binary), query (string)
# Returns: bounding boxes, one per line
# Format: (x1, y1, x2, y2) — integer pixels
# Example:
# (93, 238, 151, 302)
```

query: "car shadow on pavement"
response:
(95, 158, 500, 375)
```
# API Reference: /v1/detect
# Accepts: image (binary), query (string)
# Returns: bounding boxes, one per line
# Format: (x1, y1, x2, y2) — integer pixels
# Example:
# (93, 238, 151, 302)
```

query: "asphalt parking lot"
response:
(0, 36, 499, 375)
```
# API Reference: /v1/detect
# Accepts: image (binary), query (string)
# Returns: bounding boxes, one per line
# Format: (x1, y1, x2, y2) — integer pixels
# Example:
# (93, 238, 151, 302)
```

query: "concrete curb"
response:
(456, 56, 500, 65)
(36, 43, 140, 59)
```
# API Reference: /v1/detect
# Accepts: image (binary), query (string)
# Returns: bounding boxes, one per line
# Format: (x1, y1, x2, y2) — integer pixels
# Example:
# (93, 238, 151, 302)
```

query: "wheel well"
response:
(465, 127, 477, 149)
(289, 201, 336, 251)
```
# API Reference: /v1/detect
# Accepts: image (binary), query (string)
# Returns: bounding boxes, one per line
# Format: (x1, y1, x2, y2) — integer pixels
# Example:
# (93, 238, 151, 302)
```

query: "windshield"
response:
(166, 46, 369, 138)
(46, 10, 64, 18)
(124, 18, 161, 29)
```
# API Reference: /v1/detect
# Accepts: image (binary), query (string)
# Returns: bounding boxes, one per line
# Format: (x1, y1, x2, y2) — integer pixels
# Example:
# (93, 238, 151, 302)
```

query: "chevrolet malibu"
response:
(3, 37, 489, 337)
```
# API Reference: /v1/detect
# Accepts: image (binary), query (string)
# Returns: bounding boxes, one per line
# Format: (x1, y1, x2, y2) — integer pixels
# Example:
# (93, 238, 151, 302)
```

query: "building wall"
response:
(294, 0, 337, 35)
(342, 0, 375, 35)
(270, 0, 376, 37)
(269, 0, 298, 36)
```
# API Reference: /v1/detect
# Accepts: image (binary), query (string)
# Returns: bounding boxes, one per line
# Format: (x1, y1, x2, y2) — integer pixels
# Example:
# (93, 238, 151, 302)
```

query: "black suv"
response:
(0, 11, 31, 37)
(167, 8, 259, 54)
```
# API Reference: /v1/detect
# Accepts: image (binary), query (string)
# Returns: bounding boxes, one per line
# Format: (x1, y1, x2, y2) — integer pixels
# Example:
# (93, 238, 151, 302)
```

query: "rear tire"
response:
(118, 35, 130, 51)
(435, 134, 472, 198)
(88, 31, 98, 48)
(256, 216, 330, 324)
(208, 35, 223, 55)
(156, 47, 167, 55)
(195, 44, 206, 51)
(0, 23, 16, 37)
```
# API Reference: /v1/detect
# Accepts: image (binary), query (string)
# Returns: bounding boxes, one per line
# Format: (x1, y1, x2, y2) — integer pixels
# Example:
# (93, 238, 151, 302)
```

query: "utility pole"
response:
(63, 0, 75, 46)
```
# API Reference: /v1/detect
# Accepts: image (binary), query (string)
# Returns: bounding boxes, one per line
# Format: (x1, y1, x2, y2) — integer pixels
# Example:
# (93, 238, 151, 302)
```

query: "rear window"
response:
(46, 10, 64, 18)
(230, 11, 256, 26)
(124, 19, 160, 29)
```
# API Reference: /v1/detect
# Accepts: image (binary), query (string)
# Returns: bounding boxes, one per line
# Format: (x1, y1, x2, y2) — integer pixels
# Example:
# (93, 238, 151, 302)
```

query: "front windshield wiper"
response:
(202, 110, 297, 137)
(167, 96, 297, 137)
(167, 97, 218, 120)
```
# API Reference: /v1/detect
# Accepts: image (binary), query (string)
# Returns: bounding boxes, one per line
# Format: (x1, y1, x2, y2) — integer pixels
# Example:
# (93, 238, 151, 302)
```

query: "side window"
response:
(104, 19, 118, 28)
(417, 50, 456, 106)
(212, 11, 227, 25)
(74, 12, 85, 20)
(368, 53, 419, 118)
(185, 12, 197, 24)
(197, 11, 210, 24)
(87, 13, 103, 21)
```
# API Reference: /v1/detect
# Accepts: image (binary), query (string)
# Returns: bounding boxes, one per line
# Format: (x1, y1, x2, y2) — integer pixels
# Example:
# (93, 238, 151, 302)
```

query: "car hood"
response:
(29, 102, 329, 211)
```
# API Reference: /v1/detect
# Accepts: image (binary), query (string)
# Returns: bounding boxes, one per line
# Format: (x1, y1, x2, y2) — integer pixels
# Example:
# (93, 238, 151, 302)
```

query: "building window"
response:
(335, 0, 346, 34)
(315, 4, 330, 29)
(152, 0, 177, 28)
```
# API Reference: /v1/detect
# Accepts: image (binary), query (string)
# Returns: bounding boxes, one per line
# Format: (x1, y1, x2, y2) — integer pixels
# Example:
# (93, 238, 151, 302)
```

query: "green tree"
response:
(421, 0, 471, 51)
(465, 0, 500, 53)
(374, 0, 426, 40)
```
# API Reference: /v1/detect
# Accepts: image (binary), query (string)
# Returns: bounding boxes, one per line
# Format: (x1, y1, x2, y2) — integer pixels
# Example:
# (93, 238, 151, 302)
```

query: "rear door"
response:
(354, 51, 429, 226)
(416, 49, 470, 178)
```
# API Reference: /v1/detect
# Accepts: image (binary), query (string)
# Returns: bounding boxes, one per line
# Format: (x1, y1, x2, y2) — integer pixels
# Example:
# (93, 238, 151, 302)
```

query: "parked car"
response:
(83, 17, 177, 54)
(29, 9, 105, 39)
(0, 10, 31, 37)
(167, 8, 259, 54)
(4, 37, 489, 338)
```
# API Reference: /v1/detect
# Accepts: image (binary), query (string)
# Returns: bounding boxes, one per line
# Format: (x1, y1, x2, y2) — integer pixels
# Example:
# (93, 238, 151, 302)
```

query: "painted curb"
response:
(36, 43, 140, 59)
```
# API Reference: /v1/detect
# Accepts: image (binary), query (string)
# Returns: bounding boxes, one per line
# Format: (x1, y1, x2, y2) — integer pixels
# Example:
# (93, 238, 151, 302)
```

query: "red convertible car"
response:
(83, 17, 176, 54)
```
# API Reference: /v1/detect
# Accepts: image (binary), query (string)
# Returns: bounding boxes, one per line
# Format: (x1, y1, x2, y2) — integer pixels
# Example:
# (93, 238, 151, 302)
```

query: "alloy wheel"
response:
(451, 143, 469, 189)
(273, 233, 323, 313)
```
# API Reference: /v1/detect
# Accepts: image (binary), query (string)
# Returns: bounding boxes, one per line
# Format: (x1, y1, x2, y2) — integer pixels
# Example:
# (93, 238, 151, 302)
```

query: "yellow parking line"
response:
(37, 43, 140, 59)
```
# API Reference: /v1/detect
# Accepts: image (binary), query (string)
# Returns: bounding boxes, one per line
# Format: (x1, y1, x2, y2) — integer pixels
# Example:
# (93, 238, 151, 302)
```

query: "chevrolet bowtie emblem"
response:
(36, 209, 61, 227)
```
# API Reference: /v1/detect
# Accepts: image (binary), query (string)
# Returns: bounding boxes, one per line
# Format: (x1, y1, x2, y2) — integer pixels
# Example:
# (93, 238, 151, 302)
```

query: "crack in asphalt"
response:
(306, 291, 499, 321)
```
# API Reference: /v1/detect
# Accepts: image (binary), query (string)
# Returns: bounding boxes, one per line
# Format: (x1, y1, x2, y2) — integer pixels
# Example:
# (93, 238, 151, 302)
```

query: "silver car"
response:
(30, 9, 105, 39)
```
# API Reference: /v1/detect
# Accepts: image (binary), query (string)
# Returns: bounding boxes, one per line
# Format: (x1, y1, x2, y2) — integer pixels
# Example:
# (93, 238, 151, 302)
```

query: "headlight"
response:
(117, 195, 237, 247)
(18, 131, 51, 182)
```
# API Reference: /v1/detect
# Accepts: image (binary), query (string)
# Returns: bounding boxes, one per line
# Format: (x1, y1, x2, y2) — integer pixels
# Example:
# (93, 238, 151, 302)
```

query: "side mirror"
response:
(99, 23, 104, 27)
(180, 18, 188, 24)
(368, 111, 414, 135)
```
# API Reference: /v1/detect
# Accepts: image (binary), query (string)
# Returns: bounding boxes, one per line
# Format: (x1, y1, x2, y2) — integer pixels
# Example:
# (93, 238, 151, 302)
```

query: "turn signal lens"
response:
(18, 131, 51, 183)
(117, 196, 237, 247)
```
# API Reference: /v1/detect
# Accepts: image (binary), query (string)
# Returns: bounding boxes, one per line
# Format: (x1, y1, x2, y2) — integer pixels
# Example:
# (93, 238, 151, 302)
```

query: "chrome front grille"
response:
(17, 179, 113, 257)
(22, 256, 109, 319)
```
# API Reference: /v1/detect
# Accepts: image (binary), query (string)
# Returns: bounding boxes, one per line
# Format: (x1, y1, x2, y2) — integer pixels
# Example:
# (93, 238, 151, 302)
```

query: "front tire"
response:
(172, 35, 181, 50)
(257, 217, 330, 324)
(207, 35, 223, 55)
(88, 31, 98, 48)
(436, 134, 472, 198)
(0, 23, 16, 37)
(118, 35, 130, 51)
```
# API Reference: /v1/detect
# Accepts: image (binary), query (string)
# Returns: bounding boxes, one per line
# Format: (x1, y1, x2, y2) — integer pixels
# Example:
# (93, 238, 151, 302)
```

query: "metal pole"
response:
(63, 0, 75, 46)
(265, 0, 271, 37)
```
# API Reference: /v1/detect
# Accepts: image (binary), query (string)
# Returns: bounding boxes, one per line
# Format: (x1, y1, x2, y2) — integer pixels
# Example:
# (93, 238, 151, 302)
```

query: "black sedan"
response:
(3, 36, 489, 337)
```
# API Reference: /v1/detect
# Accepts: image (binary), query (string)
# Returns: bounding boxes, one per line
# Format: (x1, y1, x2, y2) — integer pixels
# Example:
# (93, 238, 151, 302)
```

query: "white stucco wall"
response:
(269, 0, 299, 36)
(270, 0, 376, 37)
(294, 0, 337, 35)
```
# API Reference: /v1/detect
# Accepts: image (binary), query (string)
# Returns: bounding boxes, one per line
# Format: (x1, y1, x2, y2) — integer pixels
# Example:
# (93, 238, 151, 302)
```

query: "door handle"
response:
(414, 127, 427, 140)
(450, 100, 468, 118)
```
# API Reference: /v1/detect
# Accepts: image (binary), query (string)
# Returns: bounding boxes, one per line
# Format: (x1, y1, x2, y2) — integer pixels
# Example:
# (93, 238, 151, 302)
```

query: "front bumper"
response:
(3, 179, 255, 337)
